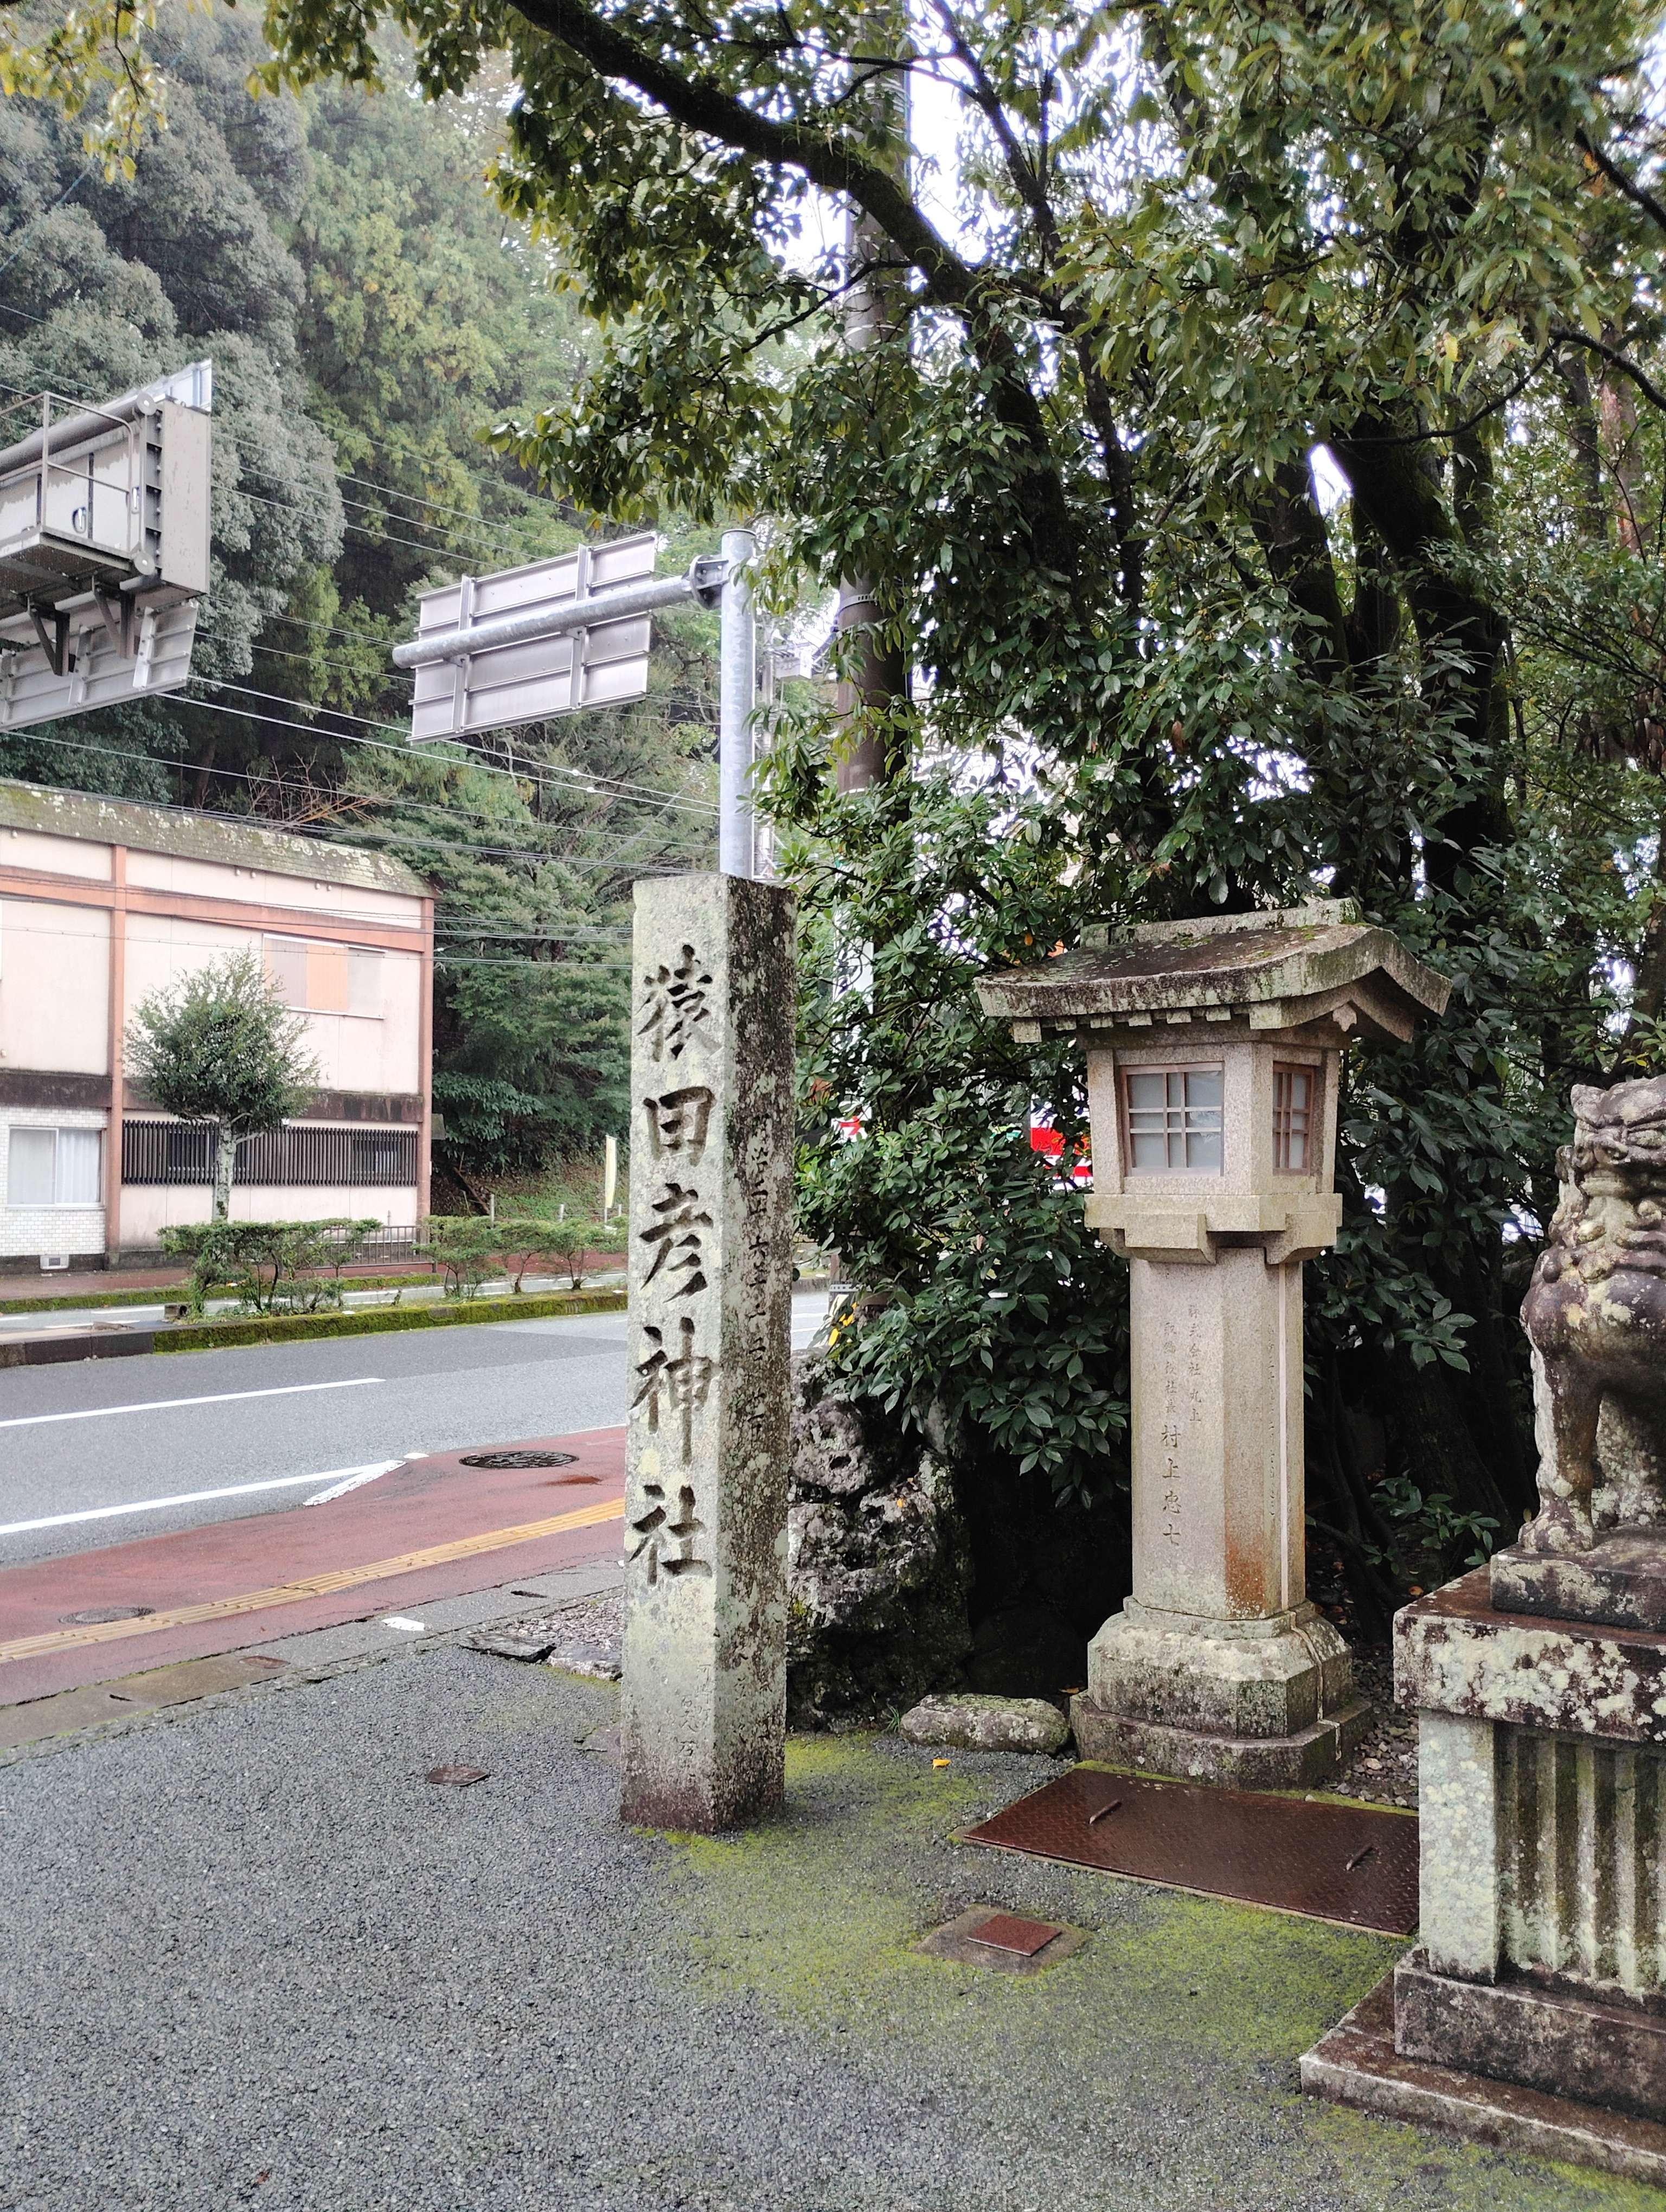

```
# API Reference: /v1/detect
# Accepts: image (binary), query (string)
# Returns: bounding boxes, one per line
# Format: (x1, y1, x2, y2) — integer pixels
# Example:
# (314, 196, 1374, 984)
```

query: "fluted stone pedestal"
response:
(1302, 1565, 1666, 2181)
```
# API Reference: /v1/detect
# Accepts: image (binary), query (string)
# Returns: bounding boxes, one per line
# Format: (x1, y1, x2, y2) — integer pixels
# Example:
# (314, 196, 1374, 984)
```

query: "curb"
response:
(0, 1271, 441, 1317)
(0, 1288, 626, 1364)
(0, 1327, 157, 1368)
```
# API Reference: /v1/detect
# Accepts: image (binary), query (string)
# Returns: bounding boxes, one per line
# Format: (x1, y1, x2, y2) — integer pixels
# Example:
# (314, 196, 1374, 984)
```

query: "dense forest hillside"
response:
(0, 13, 721, 1179)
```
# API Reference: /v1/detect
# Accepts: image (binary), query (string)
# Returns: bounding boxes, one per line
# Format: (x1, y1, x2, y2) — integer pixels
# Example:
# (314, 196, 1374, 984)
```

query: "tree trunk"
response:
(212, 1124, 237, 1221)
(833, 22, 909, 797)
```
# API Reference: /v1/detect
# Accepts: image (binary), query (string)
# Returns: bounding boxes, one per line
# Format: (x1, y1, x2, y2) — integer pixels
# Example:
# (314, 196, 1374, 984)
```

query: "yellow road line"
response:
(0, 1496, 624, 1666)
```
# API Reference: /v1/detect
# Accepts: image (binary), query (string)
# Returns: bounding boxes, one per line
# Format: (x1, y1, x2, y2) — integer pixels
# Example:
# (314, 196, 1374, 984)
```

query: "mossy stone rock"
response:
(899, 1693, 1069, 1756)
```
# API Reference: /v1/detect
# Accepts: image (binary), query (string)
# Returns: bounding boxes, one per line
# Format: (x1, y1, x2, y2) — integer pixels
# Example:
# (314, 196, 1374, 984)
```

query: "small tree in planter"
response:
(161, 1218, 380, 1316)
(424, 1216, 504, 1300)
(128, 953, 318, 1221)
(498, 1215, 622, 1292)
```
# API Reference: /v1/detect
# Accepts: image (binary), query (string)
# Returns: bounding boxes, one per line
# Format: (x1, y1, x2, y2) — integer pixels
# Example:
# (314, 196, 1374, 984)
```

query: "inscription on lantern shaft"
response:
(619, 874, 796, 1834)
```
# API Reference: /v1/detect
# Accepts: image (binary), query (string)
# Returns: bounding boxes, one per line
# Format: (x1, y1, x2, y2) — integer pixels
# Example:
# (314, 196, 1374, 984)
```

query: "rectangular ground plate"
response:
(914, 1907, 1086, 1973)
(963, 1764, 1419, 1934)
(969, 1912, 1063, 1957)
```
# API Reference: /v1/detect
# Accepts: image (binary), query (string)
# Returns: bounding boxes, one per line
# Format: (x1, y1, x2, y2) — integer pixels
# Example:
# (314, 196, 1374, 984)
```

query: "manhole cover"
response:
(459, 1449, 578, 1470)
(60, 1605, 154, 1625)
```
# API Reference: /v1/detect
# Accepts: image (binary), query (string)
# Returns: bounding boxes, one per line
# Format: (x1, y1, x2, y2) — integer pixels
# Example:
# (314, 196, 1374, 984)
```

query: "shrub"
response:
(423, 1215, 505, 1299)
(159, 1218, 380, 1315)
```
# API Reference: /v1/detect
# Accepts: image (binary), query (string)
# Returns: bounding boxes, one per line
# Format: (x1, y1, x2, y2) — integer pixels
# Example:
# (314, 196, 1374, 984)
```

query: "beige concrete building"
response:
(0, 779, 432, 1270)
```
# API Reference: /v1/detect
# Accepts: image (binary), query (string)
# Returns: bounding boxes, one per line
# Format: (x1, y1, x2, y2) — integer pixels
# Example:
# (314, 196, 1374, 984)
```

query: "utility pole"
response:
(719, 526, 758, 874)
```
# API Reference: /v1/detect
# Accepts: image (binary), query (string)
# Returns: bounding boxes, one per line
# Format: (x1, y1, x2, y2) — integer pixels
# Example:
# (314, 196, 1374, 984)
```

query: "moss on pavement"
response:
(640, 1730, 1666, 2212)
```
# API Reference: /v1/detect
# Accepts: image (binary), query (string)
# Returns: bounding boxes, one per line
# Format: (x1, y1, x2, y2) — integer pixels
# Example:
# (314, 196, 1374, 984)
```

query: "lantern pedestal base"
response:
(1071, 1599, 1369, 1789)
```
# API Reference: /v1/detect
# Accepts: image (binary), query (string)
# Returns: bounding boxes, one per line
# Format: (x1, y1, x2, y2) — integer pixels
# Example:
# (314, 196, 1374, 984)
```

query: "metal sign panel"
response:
(0, 596, 200, 730)
(0, 362, 213, 623)
(408, 532, 659, 744)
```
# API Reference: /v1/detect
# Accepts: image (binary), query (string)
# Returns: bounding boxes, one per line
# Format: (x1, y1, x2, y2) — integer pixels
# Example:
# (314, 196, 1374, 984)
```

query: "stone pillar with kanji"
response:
(620, 872, 797, 1830)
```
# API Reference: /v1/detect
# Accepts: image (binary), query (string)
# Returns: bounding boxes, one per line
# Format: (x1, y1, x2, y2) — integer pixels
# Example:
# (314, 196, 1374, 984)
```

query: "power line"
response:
(267, 611, 408, 651)
(233, 477, 523, 568)
(436, 951, 633, 970)
(233, 448, 547, 566)
(1, 726, 703, 867)
(0, 337, 561, 570)
(436, 928, 632, 941)
(0, 162, 101, 285)
(337, 464, 553, 538)
(199, 679, 413, 739)
(253, 640, 412, 690)
(191, 680, 718, 818)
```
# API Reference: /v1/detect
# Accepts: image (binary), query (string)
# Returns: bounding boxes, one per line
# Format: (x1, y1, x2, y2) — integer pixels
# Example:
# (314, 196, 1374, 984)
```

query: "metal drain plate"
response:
(969, 1912, 1067, 1957)
(459, 1449, 578, 1469)
(964, 1766, 1419, 1935)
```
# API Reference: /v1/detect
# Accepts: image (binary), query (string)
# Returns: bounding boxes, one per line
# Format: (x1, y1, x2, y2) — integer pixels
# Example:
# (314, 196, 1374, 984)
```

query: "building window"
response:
(265, 937, 383, 1017)
(1273, 1064, 1316, 1172)
(8, 1126, 102, 1207)
(1123, 1066, 1224, 1174)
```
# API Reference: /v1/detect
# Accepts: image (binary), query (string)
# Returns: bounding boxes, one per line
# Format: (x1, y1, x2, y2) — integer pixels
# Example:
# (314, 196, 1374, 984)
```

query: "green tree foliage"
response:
(158, 1216, 379, 1312)
(1, 14, 720, 1178)
(257, 0, 1666, 1607)
(127, 950, 321, 1217)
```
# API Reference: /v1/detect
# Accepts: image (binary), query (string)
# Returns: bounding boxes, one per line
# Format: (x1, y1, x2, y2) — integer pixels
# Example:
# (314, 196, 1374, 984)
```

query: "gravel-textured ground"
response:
(1316, 1645, 1419, 1810)
(485, 1600, 1420, 1810)
(2, 1642, 1647, 2212)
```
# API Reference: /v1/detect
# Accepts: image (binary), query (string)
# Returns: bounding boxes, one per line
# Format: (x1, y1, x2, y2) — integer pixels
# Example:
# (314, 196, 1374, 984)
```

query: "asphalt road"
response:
(0, 1293, 829, 1568)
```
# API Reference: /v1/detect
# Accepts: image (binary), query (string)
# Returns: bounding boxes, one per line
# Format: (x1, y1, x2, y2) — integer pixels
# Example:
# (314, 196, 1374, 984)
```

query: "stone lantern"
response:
(978, 901, 1450, 1787)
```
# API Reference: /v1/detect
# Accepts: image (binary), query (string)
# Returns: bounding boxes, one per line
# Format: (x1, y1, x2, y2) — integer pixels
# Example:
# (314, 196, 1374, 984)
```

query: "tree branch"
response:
(511, 0, 980, 318)
(507, 0, 1078, 562)
(1549, 327, 1666, 415)
(1575, 127, 1666, 241)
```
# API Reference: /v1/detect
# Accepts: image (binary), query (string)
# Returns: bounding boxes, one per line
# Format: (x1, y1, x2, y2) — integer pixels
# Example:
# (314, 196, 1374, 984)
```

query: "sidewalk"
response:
(0, 1258, 441, 1305)
(0, 1429, 626, 1703)
(1, 1637, 1646, 2212)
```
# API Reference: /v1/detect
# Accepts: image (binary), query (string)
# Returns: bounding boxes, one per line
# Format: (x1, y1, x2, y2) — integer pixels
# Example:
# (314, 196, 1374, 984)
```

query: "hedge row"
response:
(156, 1285, 626, 1353)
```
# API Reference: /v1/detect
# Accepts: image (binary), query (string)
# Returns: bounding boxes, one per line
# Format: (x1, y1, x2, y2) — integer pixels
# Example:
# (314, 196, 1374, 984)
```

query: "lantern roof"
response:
(977, 901, 1450, 1045)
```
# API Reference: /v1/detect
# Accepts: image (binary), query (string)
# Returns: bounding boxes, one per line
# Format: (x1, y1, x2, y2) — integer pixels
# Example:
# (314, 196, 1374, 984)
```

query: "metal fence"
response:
(122, 1120, 418, 1188)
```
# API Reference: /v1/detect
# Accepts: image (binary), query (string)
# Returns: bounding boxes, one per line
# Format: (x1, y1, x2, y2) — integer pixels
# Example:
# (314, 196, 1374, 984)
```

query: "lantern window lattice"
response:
(1123, 1065, 1224, 1174)
(1272, 1064, 1315, 1173)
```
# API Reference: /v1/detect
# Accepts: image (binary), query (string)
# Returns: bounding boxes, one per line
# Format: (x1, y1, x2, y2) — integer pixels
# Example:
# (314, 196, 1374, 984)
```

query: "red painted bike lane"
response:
(0, 1427, 626, 1706)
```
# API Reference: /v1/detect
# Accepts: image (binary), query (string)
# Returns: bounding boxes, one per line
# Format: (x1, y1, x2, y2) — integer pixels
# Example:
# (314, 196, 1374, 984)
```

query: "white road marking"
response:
(380, 1615, 426, 1633)
(0, 1377, 383, 1431)
(0, 1468, 376, 1538)
(303, 1457, 410, 1507)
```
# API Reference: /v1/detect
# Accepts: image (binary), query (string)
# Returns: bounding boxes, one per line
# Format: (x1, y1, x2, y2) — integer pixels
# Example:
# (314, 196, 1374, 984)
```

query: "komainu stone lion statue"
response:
(1519, 1075, 1666, 1554)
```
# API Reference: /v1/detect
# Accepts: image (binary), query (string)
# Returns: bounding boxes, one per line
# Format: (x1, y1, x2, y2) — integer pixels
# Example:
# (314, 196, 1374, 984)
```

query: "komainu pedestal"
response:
(619, 872, 796, 1832)
(1303, 1076, 1666, 2184)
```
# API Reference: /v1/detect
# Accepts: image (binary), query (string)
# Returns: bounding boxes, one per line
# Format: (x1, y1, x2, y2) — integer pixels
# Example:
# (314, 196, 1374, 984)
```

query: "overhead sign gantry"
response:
(0, 360, 212, 731)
